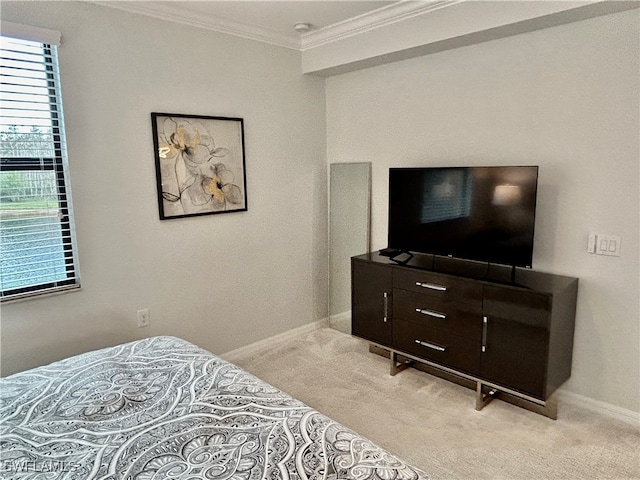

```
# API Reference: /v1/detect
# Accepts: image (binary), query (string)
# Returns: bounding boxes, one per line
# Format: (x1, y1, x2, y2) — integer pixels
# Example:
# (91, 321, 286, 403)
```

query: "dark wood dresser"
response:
(352, 252, 578, 418)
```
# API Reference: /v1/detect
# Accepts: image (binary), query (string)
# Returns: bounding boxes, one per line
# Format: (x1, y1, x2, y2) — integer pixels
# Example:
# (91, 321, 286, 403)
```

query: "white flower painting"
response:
(152, 113, 247, 219)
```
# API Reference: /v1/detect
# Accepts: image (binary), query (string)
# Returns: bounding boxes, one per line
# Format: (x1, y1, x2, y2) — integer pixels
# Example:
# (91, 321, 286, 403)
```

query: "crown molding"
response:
(301, 0, 462, 51)
(91, 1, 463, 53)
(91, 1, 302, 50)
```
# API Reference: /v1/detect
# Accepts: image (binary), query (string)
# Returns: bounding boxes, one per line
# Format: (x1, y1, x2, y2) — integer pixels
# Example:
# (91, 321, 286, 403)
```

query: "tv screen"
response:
(388, 166, 538, 268)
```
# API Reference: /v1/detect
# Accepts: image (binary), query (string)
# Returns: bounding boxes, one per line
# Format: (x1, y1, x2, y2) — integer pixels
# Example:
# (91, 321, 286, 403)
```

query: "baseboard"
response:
(329, 310, 351, 324)
(328, 311, 351, 334)
(220, 318, 329, 364)
(558, 389, 640, 427)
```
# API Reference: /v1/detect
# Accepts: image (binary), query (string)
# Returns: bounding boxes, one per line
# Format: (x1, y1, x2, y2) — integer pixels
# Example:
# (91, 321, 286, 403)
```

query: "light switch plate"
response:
(594, 234, 621, 256)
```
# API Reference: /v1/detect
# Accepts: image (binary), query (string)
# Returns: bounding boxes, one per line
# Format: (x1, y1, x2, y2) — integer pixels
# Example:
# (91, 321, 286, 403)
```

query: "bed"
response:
(0, 336, 429, 479)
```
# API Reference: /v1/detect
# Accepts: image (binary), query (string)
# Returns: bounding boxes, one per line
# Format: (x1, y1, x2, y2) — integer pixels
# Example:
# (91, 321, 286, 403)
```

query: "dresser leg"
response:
(390, 351, 413, 376)
(475, 382, 558, 419)
(543, 393, 558, 420)
(475, 382, 499, 411)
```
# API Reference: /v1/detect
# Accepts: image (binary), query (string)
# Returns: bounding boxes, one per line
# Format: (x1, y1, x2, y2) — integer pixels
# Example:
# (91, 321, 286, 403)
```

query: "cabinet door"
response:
(352, 259, 393, 346)
(480, 286, 551, 400)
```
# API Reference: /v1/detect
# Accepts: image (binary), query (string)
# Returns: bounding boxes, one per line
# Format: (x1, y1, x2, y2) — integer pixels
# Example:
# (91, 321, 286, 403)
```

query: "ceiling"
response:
(95, 1, 638, 73)
(96, 0, 402, 50)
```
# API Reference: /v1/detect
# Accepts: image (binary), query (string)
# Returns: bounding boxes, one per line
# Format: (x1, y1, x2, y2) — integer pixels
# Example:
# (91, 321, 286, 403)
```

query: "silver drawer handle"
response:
(415, 282, 447, 291)
(383, 292, 388, 323)
(414, 339, 446, 352)
(482, 316, 488, 353)
(415, 308, 446, 319)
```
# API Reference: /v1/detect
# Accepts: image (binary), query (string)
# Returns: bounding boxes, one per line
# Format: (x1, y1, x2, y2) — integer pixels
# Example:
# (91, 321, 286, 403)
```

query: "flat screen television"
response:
(388, 166, 539, 268)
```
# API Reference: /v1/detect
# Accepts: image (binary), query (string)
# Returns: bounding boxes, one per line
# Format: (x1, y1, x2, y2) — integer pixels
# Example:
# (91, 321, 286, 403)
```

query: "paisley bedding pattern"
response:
(0, 336, 430, 480)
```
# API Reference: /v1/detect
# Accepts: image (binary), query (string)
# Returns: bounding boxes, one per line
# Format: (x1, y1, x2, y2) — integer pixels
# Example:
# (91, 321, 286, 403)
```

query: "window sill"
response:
(1, 284, 82, 304)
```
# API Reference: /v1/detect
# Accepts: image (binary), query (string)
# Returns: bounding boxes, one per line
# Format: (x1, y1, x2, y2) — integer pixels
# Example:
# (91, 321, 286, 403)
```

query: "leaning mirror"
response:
(329, 162, 371, 334)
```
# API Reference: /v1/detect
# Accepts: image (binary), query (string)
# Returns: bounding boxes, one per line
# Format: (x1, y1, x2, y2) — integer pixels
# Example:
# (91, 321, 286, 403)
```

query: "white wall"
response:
(326, 10, 639, 413)
(0, 1, 328, 375)
(2, 1, 637, 416)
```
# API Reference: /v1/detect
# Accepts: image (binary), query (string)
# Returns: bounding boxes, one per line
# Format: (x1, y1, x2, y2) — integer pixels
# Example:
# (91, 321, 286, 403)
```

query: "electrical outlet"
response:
(137, 308, 150, 328)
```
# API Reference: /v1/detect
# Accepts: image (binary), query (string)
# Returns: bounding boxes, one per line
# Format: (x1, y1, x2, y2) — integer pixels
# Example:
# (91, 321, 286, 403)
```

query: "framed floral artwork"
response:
(151, 113, 247, 219)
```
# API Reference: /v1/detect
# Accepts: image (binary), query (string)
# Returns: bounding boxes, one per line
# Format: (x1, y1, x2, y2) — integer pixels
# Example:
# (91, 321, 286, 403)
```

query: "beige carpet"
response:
(224, 327, 640, 480)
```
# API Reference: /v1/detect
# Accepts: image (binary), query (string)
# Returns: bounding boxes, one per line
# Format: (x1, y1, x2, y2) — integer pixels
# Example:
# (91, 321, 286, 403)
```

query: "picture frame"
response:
(151, 113, 247, 220)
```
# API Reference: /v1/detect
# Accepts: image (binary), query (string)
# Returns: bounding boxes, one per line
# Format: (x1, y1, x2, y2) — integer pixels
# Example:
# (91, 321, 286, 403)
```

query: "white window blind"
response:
(421, 169, 472, 223)
(0, 30, 80, 301)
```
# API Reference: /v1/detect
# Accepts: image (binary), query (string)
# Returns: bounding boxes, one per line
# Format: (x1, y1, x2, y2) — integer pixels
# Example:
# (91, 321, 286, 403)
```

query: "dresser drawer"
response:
(393, 288, 482, 340)
(393, 268, 482, 305)
(394, 319, 480, 375)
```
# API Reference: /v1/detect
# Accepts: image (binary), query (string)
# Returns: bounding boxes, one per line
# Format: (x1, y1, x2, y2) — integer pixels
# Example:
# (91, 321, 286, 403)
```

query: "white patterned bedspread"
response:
(0, 336, 429, 480)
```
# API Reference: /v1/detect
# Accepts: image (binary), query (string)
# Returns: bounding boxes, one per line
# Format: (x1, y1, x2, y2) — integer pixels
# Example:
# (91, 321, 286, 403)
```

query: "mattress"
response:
(0, 336, 429, 479)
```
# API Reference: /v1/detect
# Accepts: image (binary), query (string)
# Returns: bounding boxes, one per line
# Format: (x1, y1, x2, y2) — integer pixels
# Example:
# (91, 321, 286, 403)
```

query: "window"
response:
(0, 25, 80, 301)
(421, 169, 472, 224)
